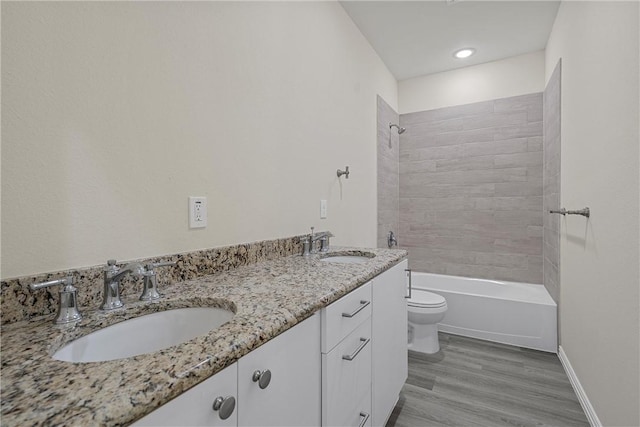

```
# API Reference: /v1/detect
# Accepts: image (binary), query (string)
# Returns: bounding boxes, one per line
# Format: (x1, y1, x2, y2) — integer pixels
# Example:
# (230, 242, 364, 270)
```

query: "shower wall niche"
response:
(397, 93, 544, 284)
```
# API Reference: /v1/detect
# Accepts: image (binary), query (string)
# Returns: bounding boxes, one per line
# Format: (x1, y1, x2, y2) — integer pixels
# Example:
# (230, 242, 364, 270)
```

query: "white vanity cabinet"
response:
(133, 313, 320, 427)
(132, 258, 408, 427)
(321, 260, 409, 427)
(321, 281, 373, 427)
(237, 312, 321, 426)
(371, 259, 409, 426)
(133, 362, 238, 427)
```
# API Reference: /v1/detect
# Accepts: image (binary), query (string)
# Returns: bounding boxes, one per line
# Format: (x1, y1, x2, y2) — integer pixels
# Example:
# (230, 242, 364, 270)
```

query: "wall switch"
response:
(320, 199, 328, 219)
(189, 197, 207, 229)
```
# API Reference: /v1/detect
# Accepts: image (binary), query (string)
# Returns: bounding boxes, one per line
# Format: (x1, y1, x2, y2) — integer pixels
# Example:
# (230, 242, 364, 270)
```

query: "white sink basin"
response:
(320, 253, 374, 264)
(53, 307, 234, 363)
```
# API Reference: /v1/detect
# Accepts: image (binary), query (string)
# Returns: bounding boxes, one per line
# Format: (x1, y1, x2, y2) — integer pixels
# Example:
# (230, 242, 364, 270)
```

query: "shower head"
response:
(389, 123, 406, 135)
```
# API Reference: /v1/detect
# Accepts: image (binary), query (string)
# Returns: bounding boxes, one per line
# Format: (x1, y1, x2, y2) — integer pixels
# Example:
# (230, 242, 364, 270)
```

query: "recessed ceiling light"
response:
(454, 48, 476, 59)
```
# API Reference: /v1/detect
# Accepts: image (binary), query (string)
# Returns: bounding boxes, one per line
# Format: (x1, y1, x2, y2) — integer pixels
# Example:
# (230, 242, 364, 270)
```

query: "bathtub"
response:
(411, 272, 557, 353)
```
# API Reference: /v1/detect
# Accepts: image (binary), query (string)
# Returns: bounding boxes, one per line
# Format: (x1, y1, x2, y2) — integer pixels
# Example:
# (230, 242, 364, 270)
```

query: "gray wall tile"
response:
(494, 152, 543, 168)
(463, 111, 528, 131)
(400, 144, 465, 161)
(437, 129, 498, 148)
(400, 100, 494, 126)
(377, 95, 400, 249)
(404, 117, 464, 137)
(494, 181, 543, 197)
(494, 93, 543, 112)
(464, 138, 529, 157)
(543, 61, 562, 305)
(397, 93, 544, 284)
(493, 121, 543, 141)
(528, 136, 543, 152)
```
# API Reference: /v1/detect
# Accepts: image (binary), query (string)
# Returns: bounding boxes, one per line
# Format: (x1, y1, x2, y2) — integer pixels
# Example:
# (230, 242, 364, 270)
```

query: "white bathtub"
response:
(411, 272, 557, 353)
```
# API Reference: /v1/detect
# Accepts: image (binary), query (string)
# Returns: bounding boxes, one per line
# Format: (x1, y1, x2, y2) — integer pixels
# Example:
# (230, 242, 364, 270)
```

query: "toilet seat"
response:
(407, 290, 447, 309)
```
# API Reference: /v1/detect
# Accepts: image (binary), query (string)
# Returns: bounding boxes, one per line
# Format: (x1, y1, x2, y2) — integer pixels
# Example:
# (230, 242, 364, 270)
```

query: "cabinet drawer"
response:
(352, 390, 372, 427)
(321, 281, 372, 353)
(322, 319, 372, 427)
(331, 389, 372, 427)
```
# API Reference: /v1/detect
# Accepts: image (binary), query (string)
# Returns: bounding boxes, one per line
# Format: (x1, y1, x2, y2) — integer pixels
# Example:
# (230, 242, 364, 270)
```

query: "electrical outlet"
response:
(320, 200, 327, 219)
(189, 197, 207, 229)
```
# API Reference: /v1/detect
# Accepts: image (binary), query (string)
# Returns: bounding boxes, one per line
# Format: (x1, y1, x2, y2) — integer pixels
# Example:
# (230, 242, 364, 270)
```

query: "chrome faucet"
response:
(387, 231, 398, 248)
(307, 227, 334, 254)
(102, 259, 147, 310)
(314, 232, 333, 253)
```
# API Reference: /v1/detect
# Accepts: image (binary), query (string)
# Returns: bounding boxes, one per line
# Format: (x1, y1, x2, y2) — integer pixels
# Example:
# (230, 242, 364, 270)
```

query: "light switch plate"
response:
(189, 197, 207, 228)
(320, 199, 327, 219)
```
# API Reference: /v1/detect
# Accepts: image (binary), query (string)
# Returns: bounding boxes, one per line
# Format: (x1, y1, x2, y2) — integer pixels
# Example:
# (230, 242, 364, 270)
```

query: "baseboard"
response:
(558, 346, 602, 427)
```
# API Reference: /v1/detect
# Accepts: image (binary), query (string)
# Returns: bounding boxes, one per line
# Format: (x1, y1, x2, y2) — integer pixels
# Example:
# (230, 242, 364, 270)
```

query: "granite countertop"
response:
(0, 247, 407, 427)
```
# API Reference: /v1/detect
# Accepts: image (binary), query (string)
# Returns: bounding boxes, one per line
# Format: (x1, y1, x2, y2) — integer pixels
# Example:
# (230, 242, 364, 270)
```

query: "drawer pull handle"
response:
(212, 395, 236, 420)
(252, 369, 272, 389)
(405, 269, 412, 299)
(342, 300, 370, 318)
(342, 337, 370, 361)
(358, 411, 370, 427)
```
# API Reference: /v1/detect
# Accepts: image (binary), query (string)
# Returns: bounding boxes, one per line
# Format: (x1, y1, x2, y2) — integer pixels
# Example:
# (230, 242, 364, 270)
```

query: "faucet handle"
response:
(337, 166, 350, 179)
(300, 237, 311, 256)
(30, 275, 74, 291)
(105, 259, 119, 274)
(140, 261, 175, 301)
(319, 236, 329, 252)
(29, 275, 82, 324)
(147, 261, 176, 271)
(387, 231, 398, 248)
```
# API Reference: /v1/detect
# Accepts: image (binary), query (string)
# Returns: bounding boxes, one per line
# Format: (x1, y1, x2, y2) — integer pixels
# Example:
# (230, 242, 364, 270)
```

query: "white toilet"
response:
(407, 289, 448, 354)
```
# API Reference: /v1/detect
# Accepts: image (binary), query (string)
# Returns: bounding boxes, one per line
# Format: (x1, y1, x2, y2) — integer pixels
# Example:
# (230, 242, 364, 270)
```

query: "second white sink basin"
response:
(53, 307, 234, 363)
(319, 252, 375, 264)
(320, 256, 370, 264)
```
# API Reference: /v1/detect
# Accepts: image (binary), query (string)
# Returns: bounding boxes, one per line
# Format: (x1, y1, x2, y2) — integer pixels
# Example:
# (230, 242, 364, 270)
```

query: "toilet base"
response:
(408, 323, 440, 354)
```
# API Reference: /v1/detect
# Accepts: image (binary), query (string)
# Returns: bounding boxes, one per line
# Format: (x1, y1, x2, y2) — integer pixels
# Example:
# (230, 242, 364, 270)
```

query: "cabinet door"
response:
(133, 362, 238, 427)
(238, 313, 321, 427)
(371, 260, 408, 427)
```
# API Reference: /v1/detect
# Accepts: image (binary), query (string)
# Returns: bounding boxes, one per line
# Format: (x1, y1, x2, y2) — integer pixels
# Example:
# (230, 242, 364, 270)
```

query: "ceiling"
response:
(340, 1, 560, 81)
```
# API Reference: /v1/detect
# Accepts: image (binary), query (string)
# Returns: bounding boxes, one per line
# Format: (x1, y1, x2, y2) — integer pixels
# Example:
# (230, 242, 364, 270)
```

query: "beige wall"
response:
(398, 51, 545, 114)
(1, 2, 397, 278)
(546, 2, 639, 426)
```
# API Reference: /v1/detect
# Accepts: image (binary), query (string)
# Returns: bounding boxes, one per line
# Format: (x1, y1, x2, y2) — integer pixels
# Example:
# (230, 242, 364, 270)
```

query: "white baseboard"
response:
(558, 346, 602, 427)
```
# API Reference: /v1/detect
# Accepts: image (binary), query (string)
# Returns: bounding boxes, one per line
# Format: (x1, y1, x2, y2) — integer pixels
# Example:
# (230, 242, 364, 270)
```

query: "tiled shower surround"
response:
(377, 95, 400, 249)
(543, 61, 562, 303)
(398, 93, 544, 284)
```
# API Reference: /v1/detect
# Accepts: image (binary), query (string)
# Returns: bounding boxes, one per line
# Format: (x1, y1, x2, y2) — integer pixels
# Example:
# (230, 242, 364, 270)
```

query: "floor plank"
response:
(387, 333, 590, 427)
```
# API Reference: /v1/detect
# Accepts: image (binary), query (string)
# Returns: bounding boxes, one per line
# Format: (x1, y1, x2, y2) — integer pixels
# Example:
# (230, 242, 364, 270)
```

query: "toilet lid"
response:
(407, 290, 446, 308)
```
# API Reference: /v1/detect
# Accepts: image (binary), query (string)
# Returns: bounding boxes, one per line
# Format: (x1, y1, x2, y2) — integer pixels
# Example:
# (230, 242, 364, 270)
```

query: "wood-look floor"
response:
(387, 333, 590, 427)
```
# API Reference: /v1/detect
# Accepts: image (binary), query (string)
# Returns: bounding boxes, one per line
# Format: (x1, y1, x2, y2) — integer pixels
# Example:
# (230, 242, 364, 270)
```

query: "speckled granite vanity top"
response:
(1, 247, 406, 426)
